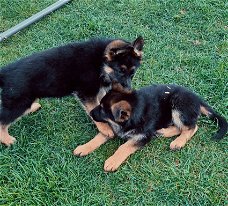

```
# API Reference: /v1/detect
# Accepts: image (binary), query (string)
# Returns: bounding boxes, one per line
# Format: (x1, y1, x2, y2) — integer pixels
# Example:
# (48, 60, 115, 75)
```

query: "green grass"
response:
(0, 0, 227, 205)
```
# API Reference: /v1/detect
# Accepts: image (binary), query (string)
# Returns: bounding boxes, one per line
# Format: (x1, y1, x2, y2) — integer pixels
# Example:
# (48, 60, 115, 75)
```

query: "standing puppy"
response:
(90, 84, 227, 172)
(0, 37, 144, 147)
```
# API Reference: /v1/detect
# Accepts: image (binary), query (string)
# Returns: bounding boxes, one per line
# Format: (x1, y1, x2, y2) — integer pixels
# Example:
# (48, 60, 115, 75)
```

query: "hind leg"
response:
(0, 98, 34, 146)
(170, 125, 198, 150)
(24, 100, 41, 115)
(170, 105, 200, 150)
(0, 125, 16, 146)
(157, 126, 181, 138)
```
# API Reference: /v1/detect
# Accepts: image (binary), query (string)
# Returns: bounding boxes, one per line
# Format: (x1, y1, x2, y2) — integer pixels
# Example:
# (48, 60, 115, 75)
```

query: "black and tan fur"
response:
(0, 37, 144, 147)
(89, 83, 227, 171)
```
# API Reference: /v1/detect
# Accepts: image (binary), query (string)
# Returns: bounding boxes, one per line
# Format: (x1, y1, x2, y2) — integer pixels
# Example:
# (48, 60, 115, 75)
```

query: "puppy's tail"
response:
(200, 101, 227, 140)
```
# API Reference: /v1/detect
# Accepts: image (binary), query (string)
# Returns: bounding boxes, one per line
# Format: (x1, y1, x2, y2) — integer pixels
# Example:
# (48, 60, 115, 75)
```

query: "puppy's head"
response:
(90, 83, 134, 124)
(101, 36, 144, 89)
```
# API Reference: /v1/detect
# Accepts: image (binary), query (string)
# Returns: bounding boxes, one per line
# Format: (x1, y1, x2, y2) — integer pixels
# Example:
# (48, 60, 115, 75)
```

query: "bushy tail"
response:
(200, 101, 227, 140)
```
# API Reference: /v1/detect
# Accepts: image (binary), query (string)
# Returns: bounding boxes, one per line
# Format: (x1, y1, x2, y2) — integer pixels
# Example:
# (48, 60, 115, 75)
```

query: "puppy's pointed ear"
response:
(132, 36, 144, 51)
(132, 36, 144, 58)
(111, 101, 132, 122)
(104, 40, 129, 61)
(106, 46, 132, 60)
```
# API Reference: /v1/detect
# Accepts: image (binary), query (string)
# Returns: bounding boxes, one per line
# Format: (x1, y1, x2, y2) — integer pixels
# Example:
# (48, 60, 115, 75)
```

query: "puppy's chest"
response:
(121, 129, 146, 142)
(109, 121, 145, 142)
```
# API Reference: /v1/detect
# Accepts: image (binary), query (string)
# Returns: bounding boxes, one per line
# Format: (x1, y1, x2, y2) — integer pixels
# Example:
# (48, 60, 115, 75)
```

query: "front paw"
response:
(30, 102, 41, 113)
(104, 156, 122, 172)
(170, 138, 186, 150)
(98, 124, 114, 137)
(73, 144, 93, 157)
(94, 122, 114, 138)
(100, 128, 114, 137)
(1, 135, 16, 146)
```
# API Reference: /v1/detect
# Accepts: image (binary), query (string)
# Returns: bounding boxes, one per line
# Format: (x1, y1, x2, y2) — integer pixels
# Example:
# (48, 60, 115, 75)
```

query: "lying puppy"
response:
(0, 37, 144, 147)
(90, 83, 227, 172)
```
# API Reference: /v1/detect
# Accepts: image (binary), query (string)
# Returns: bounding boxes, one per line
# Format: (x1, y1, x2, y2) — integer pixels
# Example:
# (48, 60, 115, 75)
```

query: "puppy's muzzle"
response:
(90, 106, 107, 123)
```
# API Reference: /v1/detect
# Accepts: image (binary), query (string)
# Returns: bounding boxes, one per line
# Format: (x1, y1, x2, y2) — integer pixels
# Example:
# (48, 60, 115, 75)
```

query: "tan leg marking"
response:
(73, 132, 109, 156)
(0, 125, 16, 146)
(84, 101, 114, 137)
(170, 125, 198, 150)
(104, 140, 139, 172)
(0, 99, 41, 146)
(24, 102, 41, 115)
(94, 122, 114, 137)
(157, 126, 181, 138)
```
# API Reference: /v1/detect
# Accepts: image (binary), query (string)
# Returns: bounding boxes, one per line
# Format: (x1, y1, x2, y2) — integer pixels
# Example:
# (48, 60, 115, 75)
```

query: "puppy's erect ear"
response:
(104, 40, 129, 61)
(132, 36, 144, 51)
(132, 36, 144, 58)
(111, 100, 132, 122)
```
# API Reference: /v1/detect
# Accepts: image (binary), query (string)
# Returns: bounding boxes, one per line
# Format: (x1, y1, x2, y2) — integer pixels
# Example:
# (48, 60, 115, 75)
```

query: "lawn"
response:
(0, 0, 227, 205)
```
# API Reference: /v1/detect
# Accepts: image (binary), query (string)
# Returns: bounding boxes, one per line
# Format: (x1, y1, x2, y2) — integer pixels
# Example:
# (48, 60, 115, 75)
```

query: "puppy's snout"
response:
(90, 106, 107, 123)
(90, 106, 102, 121)
(90, 109, 97, 121)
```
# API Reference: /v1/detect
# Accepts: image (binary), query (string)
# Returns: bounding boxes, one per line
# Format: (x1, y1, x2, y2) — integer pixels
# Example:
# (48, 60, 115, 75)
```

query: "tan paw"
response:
(96, 122, 114, 137)
(73, 144, 93, 157)
(30, 103, 41, 113)
(1, 135, 16, 146)
(170, 138, 186, 150)
(98, 125, 114, 137)
(104, 156, 122, 172)
(156, 128, 171, 137)
(156, 127, 180, 138)
(101, 129, 114, 138)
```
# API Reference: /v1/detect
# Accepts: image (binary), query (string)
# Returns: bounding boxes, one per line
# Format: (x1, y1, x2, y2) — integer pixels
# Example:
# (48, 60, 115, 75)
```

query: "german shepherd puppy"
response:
(0, 37, 144, 147)
(90, 83, 227, 172)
